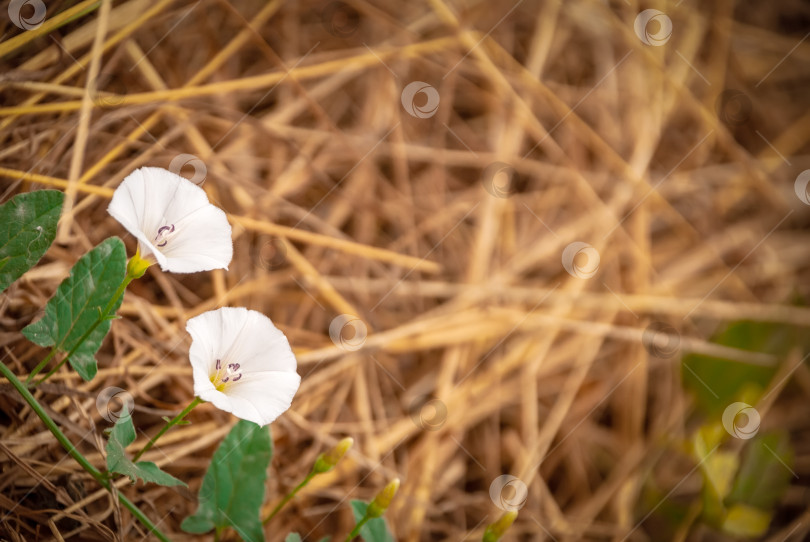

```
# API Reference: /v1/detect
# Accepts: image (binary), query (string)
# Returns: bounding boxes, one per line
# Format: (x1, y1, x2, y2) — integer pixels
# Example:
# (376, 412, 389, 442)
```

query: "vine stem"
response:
(28, 251, 149, 385)
(263, 471, 316, 524)
(132, 397, 203, 462)
(0, 360, 172, 542)
(345, 516, 371, 541)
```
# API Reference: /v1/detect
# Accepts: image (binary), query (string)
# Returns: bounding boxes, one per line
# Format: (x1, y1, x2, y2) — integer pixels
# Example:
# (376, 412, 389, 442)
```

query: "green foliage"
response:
(680, 320, 801, 538)
(681, 320, 797, 415)
(182, 420, 273, 542)
(727, 432, 794, 511)
(0, 190, 63, 293)
(721, 504, 772, 538)
(22, 237, 126, 380)
(106, 414, 185, 487)
(350, 501, 394, 542)
(285, 534, 330, 542)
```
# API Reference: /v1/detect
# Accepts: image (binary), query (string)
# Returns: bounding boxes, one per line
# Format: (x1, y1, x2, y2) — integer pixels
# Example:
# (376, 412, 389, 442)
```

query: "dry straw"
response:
(1, 0, 809, 540)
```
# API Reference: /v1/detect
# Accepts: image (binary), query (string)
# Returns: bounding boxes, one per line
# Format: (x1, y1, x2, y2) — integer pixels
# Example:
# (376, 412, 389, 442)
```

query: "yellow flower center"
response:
(209, 359, 243, 392)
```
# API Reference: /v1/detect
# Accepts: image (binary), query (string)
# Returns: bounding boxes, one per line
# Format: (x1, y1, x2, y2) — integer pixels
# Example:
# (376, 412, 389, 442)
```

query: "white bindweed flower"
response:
(107, 167, 232, 273)
(187, 307, 301, 427)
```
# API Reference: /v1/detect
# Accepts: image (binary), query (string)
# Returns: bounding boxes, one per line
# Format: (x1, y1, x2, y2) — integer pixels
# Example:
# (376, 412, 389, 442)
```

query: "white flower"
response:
(187, 307, 301, 427)
(107, 167, 232, 273)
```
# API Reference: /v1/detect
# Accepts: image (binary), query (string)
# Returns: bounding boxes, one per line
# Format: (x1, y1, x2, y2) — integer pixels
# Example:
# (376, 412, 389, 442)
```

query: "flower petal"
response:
(187, 307, 249, 375)
(186, 307, 300, 427)
(222, 309, 297, 374)
(158, 204, 232, 273)
(107, 167, 232, 273)
(198, 371, 301, 427)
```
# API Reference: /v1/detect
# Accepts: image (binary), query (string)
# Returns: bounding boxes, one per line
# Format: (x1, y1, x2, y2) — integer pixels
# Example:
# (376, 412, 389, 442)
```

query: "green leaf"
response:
(105, 414, 185, 487)
(181, 420, 272, 542)
(285, 535, 302, 542)
(0, 190, 63, 293)
(681, 320, 797, 415)
(350, 501, 394, 542)
(726, 432, 794, 510)
(721, 504, 772, 538)
(22, 237, 126, 380)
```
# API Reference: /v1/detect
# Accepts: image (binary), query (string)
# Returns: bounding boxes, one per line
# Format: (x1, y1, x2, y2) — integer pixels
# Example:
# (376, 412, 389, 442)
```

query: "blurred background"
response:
(1, 0, 810, 540)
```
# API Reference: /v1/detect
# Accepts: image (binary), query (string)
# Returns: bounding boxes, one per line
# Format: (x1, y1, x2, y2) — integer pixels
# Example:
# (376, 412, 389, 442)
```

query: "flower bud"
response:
(126, 250, 152, 279)
(312, 437, 353, 474)
(483, 510, 518, 542)
(367, 478, 400, 518)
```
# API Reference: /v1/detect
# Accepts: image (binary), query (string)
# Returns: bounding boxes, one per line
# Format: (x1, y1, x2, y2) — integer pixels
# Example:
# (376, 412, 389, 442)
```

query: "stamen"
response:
(210, 360, 243, 390)
(154, 224, 176, 247)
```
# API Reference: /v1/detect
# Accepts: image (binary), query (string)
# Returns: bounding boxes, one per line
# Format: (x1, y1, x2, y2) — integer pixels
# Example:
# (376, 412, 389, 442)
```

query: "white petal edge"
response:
(196, 371, 301, 427)
(107, 167, 232, 273)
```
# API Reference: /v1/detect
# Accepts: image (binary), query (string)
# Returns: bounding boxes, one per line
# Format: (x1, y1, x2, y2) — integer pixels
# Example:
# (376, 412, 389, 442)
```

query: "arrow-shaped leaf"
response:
(22, 237, 126, 381)
(105, 414, 185, 487)
(181, 420, 272, 542)
(0, 190, 63, 293)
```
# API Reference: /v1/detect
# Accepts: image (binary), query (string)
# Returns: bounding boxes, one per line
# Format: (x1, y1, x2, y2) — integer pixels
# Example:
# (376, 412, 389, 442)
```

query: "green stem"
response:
(0, 360, 172, 542)
(29, 268, 137, 386)
(132, 397, 203, 462)
(25, 346, 58, 384)
(263, 471, 316, 524)
(345, 516, 371, 541)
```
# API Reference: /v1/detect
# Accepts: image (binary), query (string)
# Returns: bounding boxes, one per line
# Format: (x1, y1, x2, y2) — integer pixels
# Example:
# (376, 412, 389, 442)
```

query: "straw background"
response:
(1, 0, 809, 540)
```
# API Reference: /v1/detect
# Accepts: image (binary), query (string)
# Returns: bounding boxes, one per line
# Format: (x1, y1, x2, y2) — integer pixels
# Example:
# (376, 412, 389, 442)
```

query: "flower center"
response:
(154, 224, 176, 248)
(210, 359, 243, 391)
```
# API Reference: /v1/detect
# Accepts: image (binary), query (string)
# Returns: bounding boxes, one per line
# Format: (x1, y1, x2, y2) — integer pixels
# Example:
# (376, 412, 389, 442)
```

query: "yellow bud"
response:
(126, 249, 152, 279)
(367, 478, 400, 518)
(312, 437, 354, 474)
(482, 510, 518, 542)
